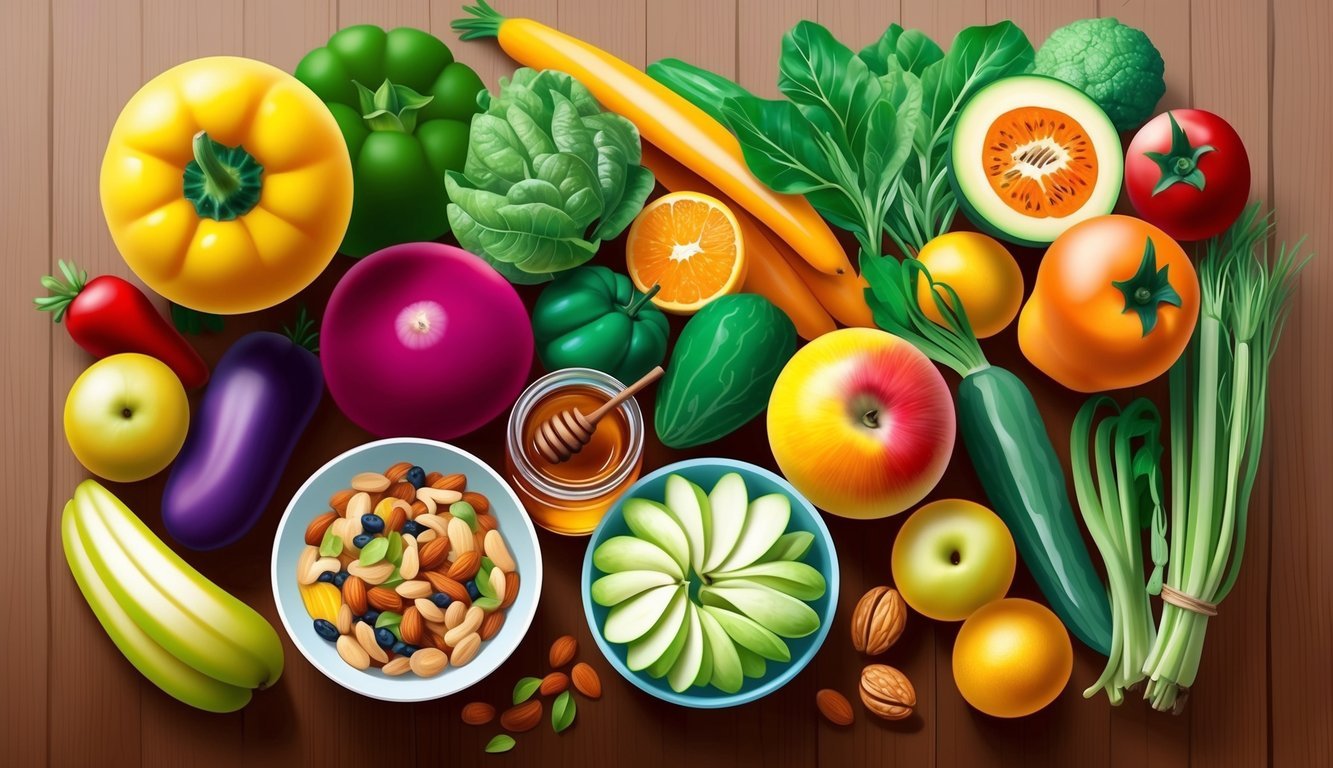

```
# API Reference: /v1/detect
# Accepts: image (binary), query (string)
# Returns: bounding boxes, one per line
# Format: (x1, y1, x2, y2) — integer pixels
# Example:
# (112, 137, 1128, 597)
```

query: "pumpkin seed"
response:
(484, 735, 515, 754)
(551, 690, 576, 733)
(513, 676, 542, 704)
(449, 501, 478, 532)
(359, 537, 389, 566)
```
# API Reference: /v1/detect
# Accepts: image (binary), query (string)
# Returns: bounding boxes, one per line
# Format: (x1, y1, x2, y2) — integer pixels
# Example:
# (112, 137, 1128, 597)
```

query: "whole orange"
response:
(952, 598, 1072, 718)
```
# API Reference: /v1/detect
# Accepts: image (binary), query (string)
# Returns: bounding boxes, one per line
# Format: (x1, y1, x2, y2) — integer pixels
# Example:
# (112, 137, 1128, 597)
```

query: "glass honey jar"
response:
(505, 368, 645, 535)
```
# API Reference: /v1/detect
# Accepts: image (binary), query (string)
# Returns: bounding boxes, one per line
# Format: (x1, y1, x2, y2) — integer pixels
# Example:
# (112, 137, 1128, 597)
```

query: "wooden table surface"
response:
(4, 0, 1329, 765)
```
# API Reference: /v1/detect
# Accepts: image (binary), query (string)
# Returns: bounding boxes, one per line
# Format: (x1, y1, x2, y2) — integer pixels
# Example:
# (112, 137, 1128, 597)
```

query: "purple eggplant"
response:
(163, 313, 323, 550)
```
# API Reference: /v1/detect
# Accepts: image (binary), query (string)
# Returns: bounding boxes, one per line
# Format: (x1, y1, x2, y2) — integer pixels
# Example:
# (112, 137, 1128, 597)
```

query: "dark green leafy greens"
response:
(446, 68, 654, 284)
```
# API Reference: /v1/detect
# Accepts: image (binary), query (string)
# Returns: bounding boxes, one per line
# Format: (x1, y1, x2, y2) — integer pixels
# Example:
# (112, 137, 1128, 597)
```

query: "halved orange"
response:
(625, 191, 747, 314)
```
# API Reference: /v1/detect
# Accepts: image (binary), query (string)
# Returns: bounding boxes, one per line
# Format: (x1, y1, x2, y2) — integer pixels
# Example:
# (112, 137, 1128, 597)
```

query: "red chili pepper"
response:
(35, 261, 209, 388)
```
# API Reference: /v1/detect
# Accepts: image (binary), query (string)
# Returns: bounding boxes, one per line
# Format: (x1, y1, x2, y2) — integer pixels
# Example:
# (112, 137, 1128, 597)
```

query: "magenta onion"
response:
(321, 242, 534, 440)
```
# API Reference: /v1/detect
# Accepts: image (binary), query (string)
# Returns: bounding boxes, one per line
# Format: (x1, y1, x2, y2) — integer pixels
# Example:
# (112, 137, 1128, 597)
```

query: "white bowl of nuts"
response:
(271, 437, 542, 702)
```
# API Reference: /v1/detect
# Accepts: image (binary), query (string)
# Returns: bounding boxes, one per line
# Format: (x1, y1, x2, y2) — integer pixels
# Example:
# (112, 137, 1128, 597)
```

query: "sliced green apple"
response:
(591, 570, 679, 607)
(700, 604, 791, 663)
(667, 603, 706, 693)
(709, 561, 827, 601)
(702, 583, 820, 638)
(664, 474, 711, 575)
(702, 472, 748, 574)
(626, 586, 688, 671)
(735, 643, 767, 679)
(697, 606, 744, 694)
(593, 535, 683, 580)
(645, 600, 691, 679)
(604, 584, 680, 644)
(623, 498, 691, 574)
(756, 530, 815, 564)
(715, 493, 791, 573)
(693, 619, 713, 688)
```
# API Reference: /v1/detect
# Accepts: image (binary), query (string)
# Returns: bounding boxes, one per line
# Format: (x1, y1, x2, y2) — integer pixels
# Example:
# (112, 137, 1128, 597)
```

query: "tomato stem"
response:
(1112, 237, 1183, 337)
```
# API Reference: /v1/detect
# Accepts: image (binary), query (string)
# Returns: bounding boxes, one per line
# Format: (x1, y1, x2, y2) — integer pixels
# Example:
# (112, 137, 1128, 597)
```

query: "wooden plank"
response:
(1183, 1, 1271, 766)
(817, 0, 900, 51)
(736, 0, 816, 96)
(1104, 0, 1191, 111)
(1268, 0, 1333, 765)
(339, 0, 430, 28)
(48, 1, 149, 765)
(0, 0, 50, 763)
(646, 0, 738, 77)
(244, 0, 335, 72)
(558, 0, 647, 68)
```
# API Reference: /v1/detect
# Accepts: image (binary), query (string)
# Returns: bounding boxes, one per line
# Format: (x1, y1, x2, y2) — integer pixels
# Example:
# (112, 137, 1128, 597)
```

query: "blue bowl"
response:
(271, 438, 543, 702)
(581, 458, 839, 708)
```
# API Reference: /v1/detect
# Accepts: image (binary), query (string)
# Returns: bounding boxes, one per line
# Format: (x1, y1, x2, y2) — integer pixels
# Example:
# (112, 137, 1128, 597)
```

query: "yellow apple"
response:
(891, 499, 1016, 621)
(64, 353, 190, 482)
(767, 328, 955, 519)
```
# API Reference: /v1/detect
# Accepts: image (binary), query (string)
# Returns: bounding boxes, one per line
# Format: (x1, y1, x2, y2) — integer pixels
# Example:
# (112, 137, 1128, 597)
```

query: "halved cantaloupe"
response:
(949, 75, 1123, 247)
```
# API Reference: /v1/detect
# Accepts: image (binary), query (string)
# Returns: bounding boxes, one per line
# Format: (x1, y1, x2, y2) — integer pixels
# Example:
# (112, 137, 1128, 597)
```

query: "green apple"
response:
(63, 353, 190, 482)
(891, 499, 1017, 622)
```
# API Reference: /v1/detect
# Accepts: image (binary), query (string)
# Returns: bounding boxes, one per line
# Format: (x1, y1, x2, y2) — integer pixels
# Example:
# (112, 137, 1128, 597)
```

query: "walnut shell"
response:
(859, 664, 916, 721)
(851, 586, 906, 655)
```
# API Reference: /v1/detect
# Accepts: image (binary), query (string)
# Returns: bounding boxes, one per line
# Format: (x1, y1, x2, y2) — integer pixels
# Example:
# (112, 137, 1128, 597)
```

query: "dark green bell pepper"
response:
(532, 266, 669, 383)
(295, 25, 484, 258)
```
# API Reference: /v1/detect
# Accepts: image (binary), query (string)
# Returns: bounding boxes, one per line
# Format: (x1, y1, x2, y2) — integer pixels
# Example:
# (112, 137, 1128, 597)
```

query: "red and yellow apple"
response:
(766, 328, 955, 519)
(64, 353, 190, 482)
(891, 499, 1016, 621)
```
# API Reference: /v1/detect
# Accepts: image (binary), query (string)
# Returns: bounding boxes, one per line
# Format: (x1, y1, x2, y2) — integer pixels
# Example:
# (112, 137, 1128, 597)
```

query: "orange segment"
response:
(626, 191, 747, 314)
(984, 106, 1099, 218)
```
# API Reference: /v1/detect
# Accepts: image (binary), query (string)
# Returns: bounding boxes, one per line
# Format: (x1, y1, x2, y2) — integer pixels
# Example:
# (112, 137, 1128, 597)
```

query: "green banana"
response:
(62, 503, 253, 713)
(64, 480, 283, 699)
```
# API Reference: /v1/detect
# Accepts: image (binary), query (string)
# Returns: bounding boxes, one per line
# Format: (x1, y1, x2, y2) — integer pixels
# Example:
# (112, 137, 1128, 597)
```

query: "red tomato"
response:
(1125, 109, 1250, 242)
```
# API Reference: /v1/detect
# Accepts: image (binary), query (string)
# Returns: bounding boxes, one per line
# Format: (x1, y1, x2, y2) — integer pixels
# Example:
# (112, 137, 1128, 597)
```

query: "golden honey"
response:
(505, 369, 644, 535)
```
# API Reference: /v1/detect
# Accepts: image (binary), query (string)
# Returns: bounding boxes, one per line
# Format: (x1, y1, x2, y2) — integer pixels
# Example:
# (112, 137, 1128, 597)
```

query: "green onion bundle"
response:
(1141, 204, 1306, 712)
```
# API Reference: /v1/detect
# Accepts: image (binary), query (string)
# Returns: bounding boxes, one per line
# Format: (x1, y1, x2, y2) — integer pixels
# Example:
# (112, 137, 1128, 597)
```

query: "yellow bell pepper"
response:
(100, 56, 353, 315)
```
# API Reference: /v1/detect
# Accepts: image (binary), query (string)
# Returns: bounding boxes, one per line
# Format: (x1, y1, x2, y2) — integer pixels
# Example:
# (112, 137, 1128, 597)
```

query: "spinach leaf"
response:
(719, 95, 839, 195)
(778, 21, 881, 159)
(918, 21, 1033, 153)
(859, 25, 943, 78)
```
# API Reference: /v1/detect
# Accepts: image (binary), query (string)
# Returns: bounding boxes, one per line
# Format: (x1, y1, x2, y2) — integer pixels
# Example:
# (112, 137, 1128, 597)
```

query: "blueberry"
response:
(313, 619, 339, 642)
(316, 571, 335, 583)
(401, 520, 424, 537)
(362, 610, 380, 625)
(399, 644, 418, 656)
(375, 627, 396, 648)
(430, 592, 453, 609)
(466, 580, 481, 599)
(361, 514, 385, 534)
(352, 533, 374, 549)
(332, 571, 348, 588)
(406, 466, 427, 489)
(391, 641, 409, 655)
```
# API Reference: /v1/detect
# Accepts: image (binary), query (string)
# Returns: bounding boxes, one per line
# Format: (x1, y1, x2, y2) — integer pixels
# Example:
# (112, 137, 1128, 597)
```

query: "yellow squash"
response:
(100, 57, 353, 315)
(454, 2, 852, 277)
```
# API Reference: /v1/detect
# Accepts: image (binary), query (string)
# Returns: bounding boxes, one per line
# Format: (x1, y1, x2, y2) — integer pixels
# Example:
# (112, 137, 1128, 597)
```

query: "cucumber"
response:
(957, 366, 1113, 655)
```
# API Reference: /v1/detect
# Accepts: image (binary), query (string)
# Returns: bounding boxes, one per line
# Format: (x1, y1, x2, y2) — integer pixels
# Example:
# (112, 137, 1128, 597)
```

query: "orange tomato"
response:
(1018, 215, 1199, 392)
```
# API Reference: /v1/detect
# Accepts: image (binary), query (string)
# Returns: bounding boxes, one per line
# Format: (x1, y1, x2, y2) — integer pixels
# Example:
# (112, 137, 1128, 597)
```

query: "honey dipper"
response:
(534, 366, 665, 464)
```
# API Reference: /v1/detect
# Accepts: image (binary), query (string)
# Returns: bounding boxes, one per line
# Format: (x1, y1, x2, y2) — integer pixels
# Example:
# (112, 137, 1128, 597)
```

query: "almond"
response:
(410, 647, 448, 678)
(388, 482, 417, 502)
(483, 530, 517, 572)
(500, 700, 542, 733)
(570, 662, 601, 699)
(395, 579, 431, 599)
(447, 517, 476, 557)
(351, 472, 391, 493)
(447, 551, 482, 581)
(304, 512, 338, 546)
(461, 702, 495, 726)
(419, 538, 451, 571)
(329, 488, 355, 515)
(386, 505, 407, 533)
(342, 575, 368, 615)
(400, 605, 424, 644)
(381, 656, 412, 676)
(479, 610, 504, 640)
(549, 635, 578, 669)
(475, 513, 498, 532)
(424, 471, 444, 487)
(415, 597, 446, 624)
(444, 605, 484, 647)
(431, 472, 467, 491)
(540, 672, 569, 696)
(384, 461, 413, 483)
(424, 572, 471, 604)
(422, 629, 449, 652)
(461, 490, 489, 515)
(355, 620, 388, 663)
(336, 635, 370, 669)
(367, 586, 403, 613)
(816, 689, 855, 726)
(501, 572, 520, 609)
(444, 600, 467, 630)
(410, 500, 429, 519)
(450, 632, 481, 666)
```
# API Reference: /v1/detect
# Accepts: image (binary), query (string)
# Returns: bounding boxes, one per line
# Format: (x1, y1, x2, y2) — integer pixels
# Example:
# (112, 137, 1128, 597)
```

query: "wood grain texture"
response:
(6, 0, 1330, 765)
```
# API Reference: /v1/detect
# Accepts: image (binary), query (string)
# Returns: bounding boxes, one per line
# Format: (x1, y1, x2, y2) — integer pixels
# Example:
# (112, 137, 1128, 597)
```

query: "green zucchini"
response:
(655, 294, 796, 448)
(958, 366, 1112, 655)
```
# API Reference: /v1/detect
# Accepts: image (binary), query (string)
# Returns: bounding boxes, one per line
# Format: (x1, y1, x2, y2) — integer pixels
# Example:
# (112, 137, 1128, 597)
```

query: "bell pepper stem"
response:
(623, 284, 661, 317)
(193, 132, 238, 196)
(183, 132, 264, 221)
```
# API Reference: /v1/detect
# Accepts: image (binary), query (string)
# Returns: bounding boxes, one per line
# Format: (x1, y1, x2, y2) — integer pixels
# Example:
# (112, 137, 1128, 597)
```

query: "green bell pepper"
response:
(295, 25, 484, 258)
(532, 266, 669, 383)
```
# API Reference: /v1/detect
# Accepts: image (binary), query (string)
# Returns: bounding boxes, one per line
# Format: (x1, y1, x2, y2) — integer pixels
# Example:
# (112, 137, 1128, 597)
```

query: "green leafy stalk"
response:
(1142, 203, 1307, 712)
(1072, 397, 1167, 704)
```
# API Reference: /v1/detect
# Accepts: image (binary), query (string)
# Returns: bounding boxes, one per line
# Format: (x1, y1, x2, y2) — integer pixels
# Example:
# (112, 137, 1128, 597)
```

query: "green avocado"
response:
(947, 75, 1123, 247)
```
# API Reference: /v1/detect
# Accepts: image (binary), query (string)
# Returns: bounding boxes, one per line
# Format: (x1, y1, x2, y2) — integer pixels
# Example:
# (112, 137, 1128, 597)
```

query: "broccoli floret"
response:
(1033, 17, 1165, 132)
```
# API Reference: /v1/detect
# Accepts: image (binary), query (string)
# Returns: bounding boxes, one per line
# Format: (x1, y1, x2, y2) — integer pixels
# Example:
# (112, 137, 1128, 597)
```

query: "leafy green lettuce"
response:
(446, 68, 654, 283)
